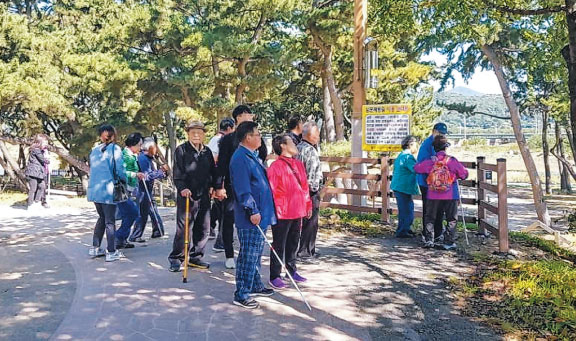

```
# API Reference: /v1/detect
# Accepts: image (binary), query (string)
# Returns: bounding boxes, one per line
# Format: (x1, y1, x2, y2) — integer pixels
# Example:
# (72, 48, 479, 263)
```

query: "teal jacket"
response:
(390, 149, 420, 196)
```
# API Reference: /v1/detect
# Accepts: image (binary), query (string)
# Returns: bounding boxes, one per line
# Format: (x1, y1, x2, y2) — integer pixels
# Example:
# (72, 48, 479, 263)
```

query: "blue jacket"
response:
(87, 143, 126, 204)
(416, 135, 436, 187)
(137, 153, 165, 194)
(230, 145, 277, 229)
(391, 150, 420, 195)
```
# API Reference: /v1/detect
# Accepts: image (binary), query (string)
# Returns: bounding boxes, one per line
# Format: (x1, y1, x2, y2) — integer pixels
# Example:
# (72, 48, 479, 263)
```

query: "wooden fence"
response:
(317, 155, 509, 252)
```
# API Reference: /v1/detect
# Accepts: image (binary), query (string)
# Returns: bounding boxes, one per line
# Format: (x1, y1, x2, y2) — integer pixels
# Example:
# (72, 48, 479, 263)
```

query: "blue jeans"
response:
(394, 191, 414, 237)
(116, 198, 139, 244)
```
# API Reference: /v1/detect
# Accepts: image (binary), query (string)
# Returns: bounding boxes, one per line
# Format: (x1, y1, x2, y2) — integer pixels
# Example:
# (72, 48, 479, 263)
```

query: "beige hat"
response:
(185, 120, 206, 131)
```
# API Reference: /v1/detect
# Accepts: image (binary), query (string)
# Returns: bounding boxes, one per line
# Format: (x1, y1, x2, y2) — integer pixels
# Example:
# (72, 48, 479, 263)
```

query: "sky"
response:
(422, 50, 501, 95)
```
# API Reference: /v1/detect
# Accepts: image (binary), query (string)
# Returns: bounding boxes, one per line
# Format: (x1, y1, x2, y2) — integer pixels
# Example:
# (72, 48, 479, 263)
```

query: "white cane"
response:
(456, 179, 469, 246)
(255, 224, 312, 311)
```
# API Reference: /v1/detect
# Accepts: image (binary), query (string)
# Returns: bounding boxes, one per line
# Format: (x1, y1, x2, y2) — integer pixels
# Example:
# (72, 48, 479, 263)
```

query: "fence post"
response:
(497, 158, 509, 253)
(381, 156, 390, 223)
(476, 156, 486, 235)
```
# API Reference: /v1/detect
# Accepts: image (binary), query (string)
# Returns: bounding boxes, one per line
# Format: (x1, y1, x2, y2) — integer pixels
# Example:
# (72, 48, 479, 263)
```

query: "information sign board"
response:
(362, 104, 412, 152)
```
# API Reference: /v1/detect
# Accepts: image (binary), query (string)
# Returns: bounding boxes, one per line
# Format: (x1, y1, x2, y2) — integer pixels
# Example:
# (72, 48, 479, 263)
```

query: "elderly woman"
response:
(25, 134, 50, 209)
(390, 135, 420, 238)
(129, 137, 168, 242)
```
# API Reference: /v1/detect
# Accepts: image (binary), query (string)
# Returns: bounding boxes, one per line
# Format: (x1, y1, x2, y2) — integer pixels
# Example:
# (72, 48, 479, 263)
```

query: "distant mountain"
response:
(442, 86, 485, 97)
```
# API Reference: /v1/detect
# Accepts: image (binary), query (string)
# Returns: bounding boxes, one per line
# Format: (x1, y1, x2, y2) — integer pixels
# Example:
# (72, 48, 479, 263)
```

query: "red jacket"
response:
(267, 155, 312, 220)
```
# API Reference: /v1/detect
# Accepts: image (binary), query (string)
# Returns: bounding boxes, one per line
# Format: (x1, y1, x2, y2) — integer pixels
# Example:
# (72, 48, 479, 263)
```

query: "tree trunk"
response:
(234, 11, 266, 105)
(542, 111, 552, 194)
(310, 26, 345, 141)
(322, 75, 337, 142)
(556, 122, 573, 193)
(566, 125, 576, 162)
(0, 135, 89, 174)
(164, 112, 177, 166)
(0, 148, 28, 192)
(0, 141, 28, 189)
(211, 51, 230, 123)
(563, 0, 576, 156)
(481, 44, 551, 226)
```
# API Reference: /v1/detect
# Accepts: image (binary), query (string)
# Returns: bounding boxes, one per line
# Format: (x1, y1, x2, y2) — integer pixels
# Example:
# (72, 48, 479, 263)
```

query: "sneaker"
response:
(250, 287, 274, 297)
(423, 241, 435, 249)
(88, 247, 105, 258)
(169, 263, 182, 272)
(289, 272, 307, 283)
(188, 259, 210, 269)
(442, 243, 457, 251)
(208, 230, 216, 240)
(212, 244, 225, 253)
(41, 203, 50, 209)
(151, 233, 162, 239)
(105, 250, 125, 262)
(225, 258, 236, 269)
(233, 298, 259, 309)
(269, 277, 287, 289)
(133, 238, 146, 243)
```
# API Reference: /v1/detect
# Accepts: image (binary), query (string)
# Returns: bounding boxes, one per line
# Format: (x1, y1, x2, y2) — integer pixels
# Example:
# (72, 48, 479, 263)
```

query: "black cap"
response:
(433, 122, 448, 134)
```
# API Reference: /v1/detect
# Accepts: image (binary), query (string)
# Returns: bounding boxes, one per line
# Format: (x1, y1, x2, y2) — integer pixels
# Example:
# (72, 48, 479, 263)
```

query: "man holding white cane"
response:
(230, 121, 277, 309)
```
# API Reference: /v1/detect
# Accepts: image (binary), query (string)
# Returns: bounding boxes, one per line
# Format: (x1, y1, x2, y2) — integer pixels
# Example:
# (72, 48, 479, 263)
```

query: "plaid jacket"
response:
(297, 140, 322, 193)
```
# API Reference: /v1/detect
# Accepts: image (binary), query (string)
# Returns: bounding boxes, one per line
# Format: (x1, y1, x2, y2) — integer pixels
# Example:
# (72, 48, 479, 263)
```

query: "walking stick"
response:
(255, 224, 312, 312)
(183, 196, 190, 283)
(456, 179, 470, 246)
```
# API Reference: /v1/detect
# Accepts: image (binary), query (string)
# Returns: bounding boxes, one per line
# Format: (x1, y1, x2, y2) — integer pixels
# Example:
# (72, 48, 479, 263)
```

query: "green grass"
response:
(510, 232, 576, 264)
(461, 258, 576, 339)
(319, 208, 392, 237)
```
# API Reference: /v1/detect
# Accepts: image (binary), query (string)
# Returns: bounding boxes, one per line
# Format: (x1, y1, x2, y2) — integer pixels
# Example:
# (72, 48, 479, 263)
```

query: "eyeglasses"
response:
(249, 132, 261, 137)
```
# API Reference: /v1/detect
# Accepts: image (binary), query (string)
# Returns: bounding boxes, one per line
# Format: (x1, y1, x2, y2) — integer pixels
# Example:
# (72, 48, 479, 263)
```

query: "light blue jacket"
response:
(230, 145, 277, 229)
(391, 149, 420, 196)
(87, 143, 126, 204)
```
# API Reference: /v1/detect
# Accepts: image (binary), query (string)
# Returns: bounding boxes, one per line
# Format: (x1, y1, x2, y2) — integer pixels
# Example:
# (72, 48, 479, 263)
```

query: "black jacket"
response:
(173, 142, 222, 200)
(25, 148, 48, 180)
(217, 131, 268, 189)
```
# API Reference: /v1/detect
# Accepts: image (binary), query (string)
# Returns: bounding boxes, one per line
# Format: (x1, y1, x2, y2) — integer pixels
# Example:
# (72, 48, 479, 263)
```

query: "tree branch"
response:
(483, 0, 566, 15)
(0, 135, 89, 174)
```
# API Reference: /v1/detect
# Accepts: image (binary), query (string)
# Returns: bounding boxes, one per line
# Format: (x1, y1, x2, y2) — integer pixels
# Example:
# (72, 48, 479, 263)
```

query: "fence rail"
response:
(316, 155, 509, 252)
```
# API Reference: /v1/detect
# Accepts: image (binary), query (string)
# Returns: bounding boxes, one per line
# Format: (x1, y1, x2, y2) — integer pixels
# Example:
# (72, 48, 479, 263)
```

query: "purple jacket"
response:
(414, 151, 468, 200)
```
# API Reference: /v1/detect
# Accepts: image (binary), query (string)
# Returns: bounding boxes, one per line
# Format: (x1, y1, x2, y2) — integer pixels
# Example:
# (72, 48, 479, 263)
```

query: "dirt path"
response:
(0, 206, 501, 340)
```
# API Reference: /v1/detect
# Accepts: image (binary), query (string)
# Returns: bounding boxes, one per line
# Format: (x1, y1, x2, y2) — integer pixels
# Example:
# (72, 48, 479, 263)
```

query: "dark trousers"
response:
(93, 203, 117, 253)
(27, 177, 45, 206)
(298, 191, 320, 258)
(423, 199, 458, 244)
(168, 194, 211, 264)
(270, 218, 301, 280)
(149, 202, 165, 237)
(210, 199, 223, 234)
(217, 191, 236, 259)
(116, 198, 139, 244)
(420, 185, 445, 238)
(394, 191, 414, 237)
(129, 190, 162, 241)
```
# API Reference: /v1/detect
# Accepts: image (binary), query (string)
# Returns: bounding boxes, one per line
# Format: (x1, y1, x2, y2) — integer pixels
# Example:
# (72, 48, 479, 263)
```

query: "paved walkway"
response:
(0, 205, 501, 340)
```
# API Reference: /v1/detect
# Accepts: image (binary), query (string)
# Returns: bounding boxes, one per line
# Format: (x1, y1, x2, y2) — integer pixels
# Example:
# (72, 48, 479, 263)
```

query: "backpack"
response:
(426, 156, 456, 192)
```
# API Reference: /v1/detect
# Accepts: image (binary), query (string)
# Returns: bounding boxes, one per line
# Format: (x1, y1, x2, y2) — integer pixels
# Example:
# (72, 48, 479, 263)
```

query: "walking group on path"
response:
(84, 105, 323, 309)
(19, 103, 468, 310)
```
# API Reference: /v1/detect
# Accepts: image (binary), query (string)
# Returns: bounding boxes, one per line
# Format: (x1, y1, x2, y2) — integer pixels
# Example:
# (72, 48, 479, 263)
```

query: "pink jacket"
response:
(267, 156, 312, 220)
(414, 151, 468, 200)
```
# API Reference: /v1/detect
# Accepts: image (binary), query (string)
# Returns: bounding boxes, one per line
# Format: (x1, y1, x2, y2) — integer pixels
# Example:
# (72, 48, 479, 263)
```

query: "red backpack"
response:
(426, 156, 456, 192)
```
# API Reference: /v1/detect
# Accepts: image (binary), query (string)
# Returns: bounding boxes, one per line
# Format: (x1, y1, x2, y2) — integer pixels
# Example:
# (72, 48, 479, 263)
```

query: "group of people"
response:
(391, 123, 469, 250)
(86, 105, 324, 309)
(87, 127, 167, 261)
